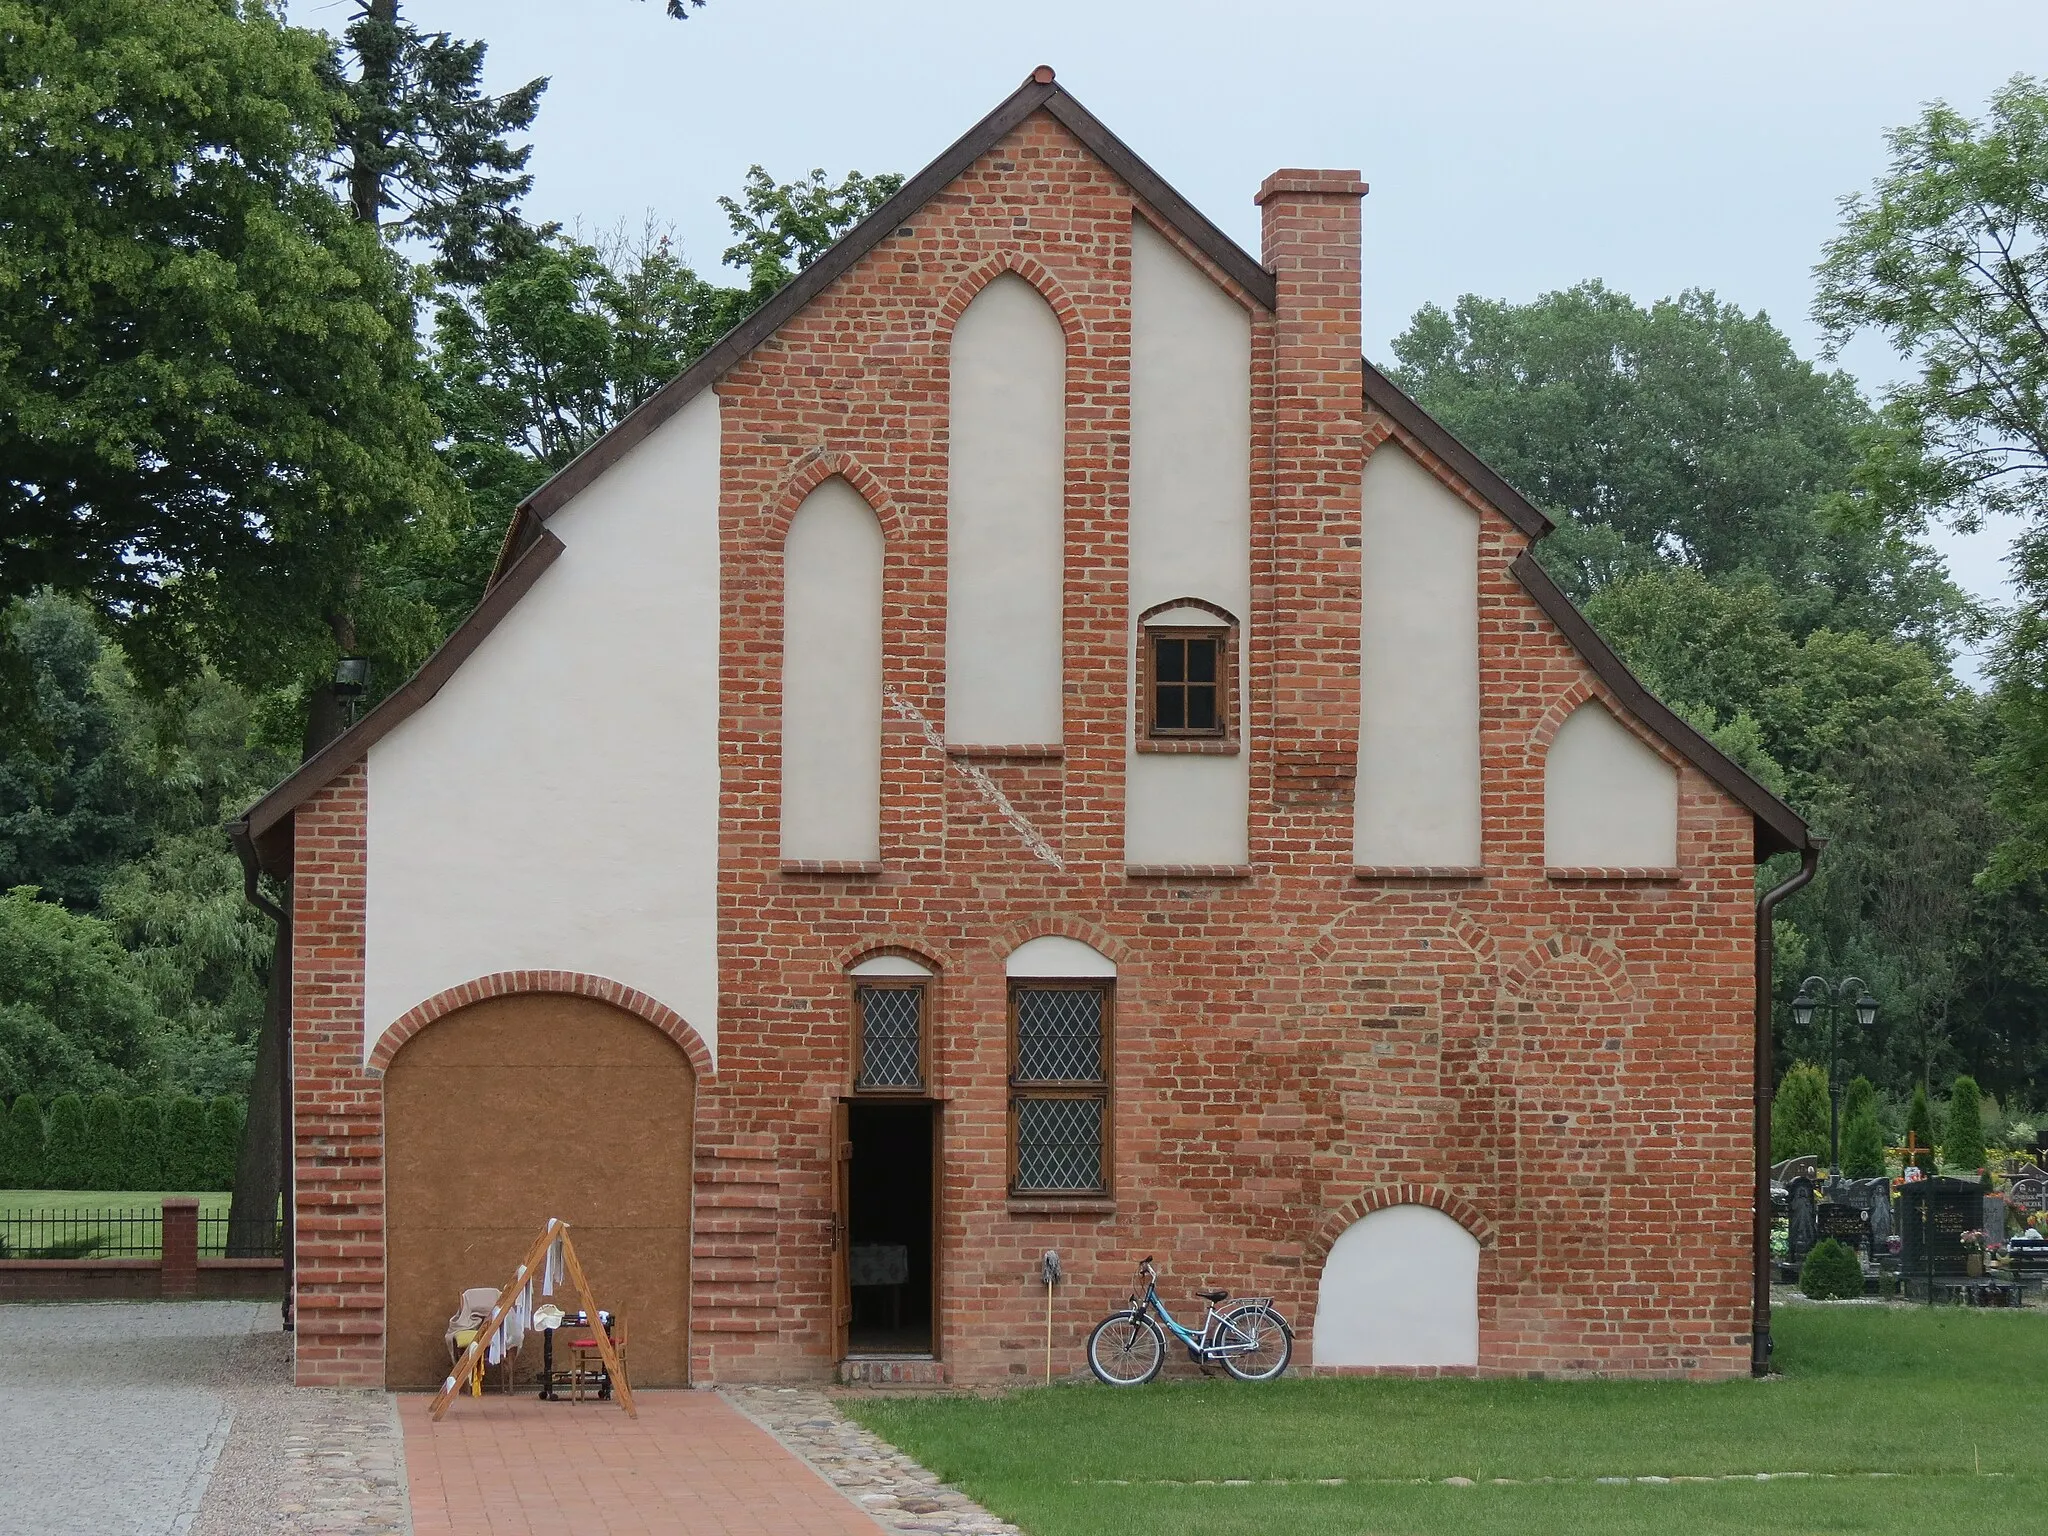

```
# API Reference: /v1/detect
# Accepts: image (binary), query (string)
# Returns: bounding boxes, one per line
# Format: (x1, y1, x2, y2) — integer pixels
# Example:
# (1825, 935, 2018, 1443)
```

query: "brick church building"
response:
(234, 68, 1815, 1389)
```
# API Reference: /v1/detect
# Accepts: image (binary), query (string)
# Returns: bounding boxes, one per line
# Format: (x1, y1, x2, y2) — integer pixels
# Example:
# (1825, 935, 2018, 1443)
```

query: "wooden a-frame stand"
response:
(429, 1216, 636, 1420)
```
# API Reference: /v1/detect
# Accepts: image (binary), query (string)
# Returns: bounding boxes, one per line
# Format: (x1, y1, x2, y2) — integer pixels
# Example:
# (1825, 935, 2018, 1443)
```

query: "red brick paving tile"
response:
(401, 1391, 886, 1536)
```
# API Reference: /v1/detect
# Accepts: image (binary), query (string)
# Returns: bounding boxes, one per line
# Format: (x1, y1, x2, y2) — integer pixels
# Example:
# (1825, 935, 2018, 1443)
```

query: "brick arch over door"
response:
(381, 989, 697, 1389)
(369, 971, 715, 1080)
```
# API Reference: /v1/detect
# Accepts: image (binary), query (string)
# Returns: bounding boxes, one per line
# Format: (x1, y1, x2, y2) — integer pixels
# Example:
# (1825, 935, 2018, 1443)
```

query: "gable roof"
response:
(231, 67, 1812, 875)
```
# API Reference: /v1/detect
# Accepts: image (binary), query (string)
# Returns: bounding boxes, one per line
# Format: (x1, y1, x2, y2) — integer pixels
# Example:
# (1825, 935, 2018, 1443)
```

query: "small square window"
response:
(1144, 628, 1229, 739)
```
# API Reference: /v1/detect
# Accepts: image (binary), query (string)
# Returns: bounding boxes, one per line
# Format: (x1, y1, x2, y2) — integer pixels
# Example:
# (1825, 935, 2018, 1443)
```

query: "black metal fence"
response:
(0, 1207, 281, 1260)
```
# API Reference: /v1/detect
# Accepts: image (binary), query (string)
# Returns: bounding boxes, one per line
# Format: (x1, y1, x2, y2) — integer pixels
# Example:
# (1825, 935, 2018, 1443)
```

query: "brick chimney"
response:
(1255, 170, 1368, 823)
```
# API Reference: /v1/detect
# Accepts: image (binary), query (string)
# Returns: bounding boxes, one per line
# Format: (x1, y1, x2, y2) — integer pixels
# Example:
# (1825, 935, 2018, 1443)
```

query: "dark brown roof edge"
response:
(234, 526, 568, 862)
(497, 69, 1275, 567)
(1361, 358, 1553, 540)
(1510, 549, 1811, 858)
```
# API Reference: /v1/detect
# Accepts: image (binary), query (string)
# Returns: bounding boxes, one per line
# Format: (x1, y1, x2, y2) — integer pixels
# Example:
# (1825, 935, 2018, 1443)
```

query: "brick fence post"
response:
(161, 1198, 199, 1299)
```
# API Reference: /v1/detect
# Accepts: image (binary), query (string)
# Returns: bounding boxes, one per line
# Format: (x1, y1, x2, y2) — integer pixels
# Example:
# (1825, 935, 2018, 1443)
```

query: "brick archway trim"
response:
(1304, 1187, 1495, 1266)
(1501, 931, 1631, 1000)
(934, 251, 1087, 349)
(368, 972, 715, 1080)
(990, 915, 1133, 968)
(765, 453, 906, 546)
(1528, 680, 1689, 775)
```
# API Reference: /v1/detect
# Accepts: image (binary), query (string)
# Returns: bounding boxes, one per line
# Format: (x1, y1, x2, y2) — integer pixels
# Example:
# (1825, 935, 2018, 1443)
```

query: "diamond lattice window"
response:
(1010, 983, 1110, 1195)
(856, 985, 922, 1090)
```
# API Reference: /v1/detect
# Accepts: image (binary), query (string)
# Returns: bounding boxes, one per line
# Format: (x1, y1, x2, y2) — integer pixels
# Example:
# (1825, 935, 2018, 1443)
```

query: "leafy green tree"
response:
(1390, 281, 1967, 647)
(1840, 1076, 1886, 1177)
(204, 1099, 244, 1192)
(1773, 1062, 1832, 1161)
(1905, 1083, 1941, 1175)
(43, 1092, 89, 1189)
(1944, 1075, 1988, 1171)
(124, 1098, 162, 1191)
(0, 890, 156, 1099)
(1, 1093, 42, 1189)
(160, 1097, 209, 1191)
(84, 1093, 126, 1191)
(1815, 76, 2048, 888)
(0, 0, 452, 705)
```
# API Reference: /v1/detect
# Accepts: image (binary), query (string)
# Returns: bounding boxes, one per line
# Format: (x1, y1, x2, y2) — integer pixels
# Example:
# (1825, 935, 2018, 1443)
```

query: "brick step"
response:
(838, 1356, 949, 1387)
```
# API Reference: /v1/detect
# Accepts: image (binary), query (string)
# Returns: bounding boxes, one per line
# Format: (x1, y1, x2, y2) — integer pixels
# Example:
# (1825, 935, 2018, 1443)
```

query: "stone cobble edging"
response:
(723, 1386, 1023, 1536)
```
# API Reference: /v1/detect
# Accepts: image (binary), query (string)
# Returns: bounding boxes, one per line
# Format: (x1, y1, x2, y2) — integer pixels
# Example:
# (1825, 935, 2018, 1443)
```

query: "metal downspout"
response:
(1753, 838, 1821, 1376)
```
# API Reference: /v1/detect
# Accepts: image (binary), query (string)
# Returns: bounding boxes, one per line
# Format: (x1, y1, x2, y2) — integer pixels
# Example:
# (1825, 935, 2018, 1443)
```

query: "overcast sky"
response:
(295, 0, 2046, 672)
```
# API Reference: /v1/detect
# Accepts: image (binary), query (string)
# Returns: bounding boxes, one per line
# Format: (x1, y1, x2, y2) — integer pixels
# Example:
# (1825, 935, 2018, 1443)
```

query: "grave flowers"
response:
(1960, 1229, 1990, 1277)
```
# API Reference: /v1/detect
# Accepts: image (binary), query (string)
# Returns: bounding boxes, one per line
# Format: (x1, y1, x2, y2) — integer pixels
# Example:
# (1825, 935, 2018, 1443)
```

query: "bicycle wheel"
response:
(1218, 1303, 1292, 1382)
(1087, 1310, 1166, 1385)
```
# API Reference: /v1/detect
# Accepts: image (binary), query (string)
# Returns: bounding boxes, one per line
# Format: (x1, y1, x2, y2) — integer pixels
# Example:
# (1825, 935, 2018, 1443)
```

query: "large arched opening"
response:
(1313, 1203, 1479, 1368)
(382, 992, 696, 1387)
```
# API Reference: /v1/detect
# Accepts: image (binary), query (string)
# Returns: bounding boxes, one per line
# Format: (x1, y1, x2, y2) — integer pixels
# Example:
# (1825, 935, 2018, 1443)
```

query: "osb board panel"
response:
(384, 993, 694, 1388)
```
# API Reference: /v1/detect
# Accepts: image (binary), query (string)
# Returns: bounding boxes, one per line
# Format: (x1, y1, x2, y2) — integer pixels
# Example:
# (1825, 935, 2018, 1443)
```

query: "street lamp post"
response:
(1790, 976, 1880, 1177)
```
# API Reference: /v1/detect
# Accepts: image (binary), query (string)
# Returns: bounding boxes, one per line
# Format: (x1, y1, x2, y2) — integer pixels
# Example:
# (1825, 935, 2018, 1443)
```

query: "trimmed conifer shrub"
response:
(43, 1093, 90, 1189)
(1944, 1075, 1987, 1172)
(84, 1092, 126, 1190)
(4, 1094, 45, 1188)
(1800, 1238, 1865, 1300)
(124, 1098, 162, 1189)
(1905, 1084, 1940, 1175)
(1841, 1095, 1886, 1178)
(204, 1098, 243, 1191)
(1772, 1062, 1831, 1162)
(160, 1096, 209, 1191)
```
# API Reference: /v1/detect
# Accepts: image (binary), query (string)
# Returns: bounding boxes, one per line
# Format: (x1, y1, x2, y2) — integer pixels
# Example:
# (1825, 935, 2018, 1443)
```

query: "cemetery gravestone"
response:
(1833, 1176, 1893, 1247)
(1982, 1193, 2008, 1244)
(1787, 1176, 1819, 1264)
(1899, 1177, 1982, 1276)
(1816, 1201, 1871, 1256)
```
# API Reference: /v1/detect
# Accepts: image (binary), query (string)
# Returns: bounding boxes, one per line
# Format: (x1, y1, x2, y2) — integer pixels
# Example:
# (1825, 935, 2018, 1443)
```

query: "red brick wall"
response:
(290, 763, 385, 1387)
(290, 106, 1759, 1388)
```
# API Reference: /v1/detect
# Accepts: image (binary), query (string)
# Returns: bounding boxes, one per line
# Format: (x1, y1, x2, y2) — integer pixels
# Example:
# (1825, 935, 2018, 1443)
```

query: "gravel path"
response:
(723, 1386, 1023, 1536)
(0, 1301, 410, 1536)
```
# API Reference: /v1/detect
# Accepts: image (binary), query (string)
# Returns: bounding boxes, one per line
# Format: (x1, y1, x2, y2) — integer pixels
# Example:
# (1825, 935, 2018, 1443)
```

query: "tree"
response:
(1799, 1237, 1865, 1300)
(84, 1093, 126, 1191)
(2, 1093, 42, 1189)
(1905, 1083, 1941, 1175)
(124, 1098, 162, 1191)
(1840, 1076, 1886, 1177)
(1944, 1074, 1988, 1171)
(0, 0, 452, 706)
(1815, 76, 2048, 887)
(0, 889, 157, 1099)
(1390, 282, 1967, 648)
(1773, 1061, 1832, 1161)
(160, 1097, 209, 1191)
(205, 1099, 244, 1192)
(43, 1093, 89, 1190)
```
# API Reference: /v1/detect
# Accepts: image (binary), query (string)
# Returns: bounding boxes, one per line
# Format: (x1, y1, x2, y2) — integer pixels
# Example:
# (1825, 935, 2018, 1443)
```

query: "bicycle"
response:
(1086, 1255, 1292, 1385)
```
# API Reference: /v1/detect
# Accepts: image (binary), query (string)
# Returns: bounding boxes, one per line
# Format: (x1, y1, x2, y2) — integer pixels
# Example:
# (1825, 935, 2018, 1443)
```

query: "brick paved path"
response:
(401, 1390, 888, 1535)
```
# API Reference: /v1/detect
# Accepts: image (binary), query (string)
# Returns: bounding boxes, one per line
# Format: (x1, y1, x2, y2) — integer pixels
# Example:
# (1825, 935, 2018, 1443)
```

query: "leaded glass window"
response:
(855, 984, 923, 1090)
(1010, 983, 1111, 1194)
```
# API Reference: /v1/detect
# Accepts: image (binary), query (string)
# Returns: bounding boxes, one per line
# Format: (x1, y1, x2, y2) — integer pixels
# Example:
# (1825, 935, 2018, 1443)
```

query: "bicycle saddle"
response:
(1196, 1287, 1229, 1302)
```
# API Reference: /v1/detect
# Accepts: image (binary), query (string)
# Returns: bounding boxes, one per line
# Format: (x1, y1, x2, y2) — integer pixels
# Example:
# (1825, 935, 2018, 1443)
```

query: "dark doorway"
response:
(845, 1101, 935, 1355)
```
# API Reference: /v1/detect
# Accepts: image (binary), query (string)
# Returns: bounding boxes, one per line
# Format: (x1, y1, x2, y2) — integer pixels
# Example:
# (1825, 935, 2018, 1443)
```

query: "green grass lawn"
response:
(0, 1189, 234, 1258)
(846, 1305, 2048, 1536)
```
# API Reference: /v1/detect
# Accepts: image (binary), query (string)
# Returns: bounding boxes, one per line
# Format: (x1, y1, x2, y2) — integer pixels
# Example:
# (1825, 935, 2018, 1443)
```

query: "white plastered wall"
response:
(1313, 1204, 1480, 1367)
(1544, 700, 1679, 867)
(1126, 219, 1251, 866)
(947, 273, 1066, 745)
(1355, 444, 1483, 867)
(364, 390, 721, 1062)
(780, 478, 884, 862)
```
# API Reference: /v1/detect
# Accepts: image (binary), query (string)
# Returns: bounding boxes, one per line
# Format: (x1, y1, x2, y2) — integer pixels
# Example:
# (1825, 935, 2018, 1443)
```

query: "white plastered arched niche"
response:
(1313, 1204, 1479, 1368)
(781, 477, 884, 861)
(1126, 219, 1251, 866)
(1355, 443, 1482, 867)
(1005, 935, 1116, 978)
(946, 273, 1066, 745)
(1544, 700, 1679, 868)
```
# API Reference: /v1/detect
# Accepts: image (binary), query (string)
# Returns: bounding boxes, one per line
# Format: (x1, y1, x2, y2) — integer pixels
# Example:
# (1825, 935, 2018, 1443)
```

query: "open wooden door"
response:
(830, 1099, 852, 1360)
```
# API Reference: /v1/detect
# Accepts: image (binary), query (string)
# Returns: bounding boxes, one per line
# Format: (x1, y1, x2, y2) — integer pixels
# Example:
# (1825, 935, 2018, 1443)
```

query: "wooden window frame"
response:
(849, 977, 931, 1095)
(1006, 980, 1114, 1197)
(1136, 599, 1238, 754)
